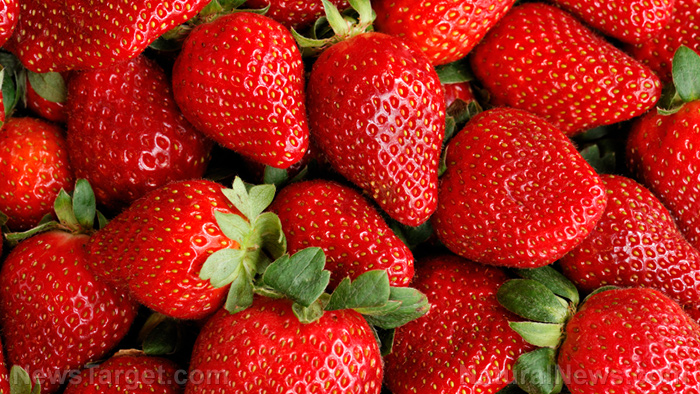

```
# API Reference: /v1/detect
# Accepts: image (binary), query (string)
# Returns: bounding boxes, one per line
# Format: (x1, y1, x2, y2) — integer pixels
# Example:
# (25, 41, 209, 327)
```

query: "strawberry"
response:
(244, 0, 349, 30)
(0, 117, 74, 230)
(385, 254, 532, 394)
(64, 351, 182, 394)
(560, 175, 700, 310)
(470, 2, 661, 136)
(0, 0, 17, 48)
(549, 0, 675, 44)
(24, 72, 71, 124)
(443, 81, 477, 109)
(185, 296, 383, 394)
(307, 31, 445, 226)
(66, 55, 212, 212)
(626, 0, 700, 82)
(373, 0, 517, 66)
(432, 108, 607, 268)
(172, 12, 309, 169)
(268, 179, 414, 288)
(7, 0, 210, 72)
(0, 339, 9, 394)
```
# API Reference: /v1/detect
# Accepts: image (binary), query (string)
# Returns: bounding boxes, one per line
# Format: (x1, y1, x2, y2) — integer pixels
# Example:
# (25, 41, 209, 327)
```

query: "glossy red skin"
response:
(0, 117, 74, 230)
(307, 32, 445, 226)
(470, 2, 661, 136)
(443, 82, 476, 109)
(559, 288, 700, 394)
(86, 180, 241, 320)
(374, 0, 516, 66)
(172, 13, 308, 169)
(269, 180, 414, 288)
(0, 339, 9, 394)
(244, 0, 349, 30)
(627, 100, 700, 252)
(64, 353, 182, 394)
(186, 297, 383, 394)
(550, 0, 674, 44)
(0, 231, 138, 394)
(0, 0, 17, 48)
(626, 0, 700, 82)
(66, 56, 212, 213)
(433, 108, 607, 268)
(25, 72, 70, 123)
(561, 175, 700, 309)
(7, 0, 209, 72)
(385, 255, 532, 394)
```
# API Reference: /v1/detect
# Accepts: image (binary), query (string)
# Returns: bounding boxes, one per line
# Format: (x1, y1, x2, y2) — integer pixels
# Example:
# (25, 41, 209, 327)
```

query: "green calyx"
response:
(0, 51, 25, 123)
(27, 71, 67, 104)
(657, 45, 700, 114)
(10, 366, 40, 394)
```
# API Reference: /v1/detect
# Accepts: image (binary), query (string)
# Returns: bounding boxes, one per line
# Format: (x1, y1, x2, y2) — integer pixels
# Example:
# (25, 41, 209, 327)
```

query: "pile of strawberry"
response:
(1, 0, 700, 393)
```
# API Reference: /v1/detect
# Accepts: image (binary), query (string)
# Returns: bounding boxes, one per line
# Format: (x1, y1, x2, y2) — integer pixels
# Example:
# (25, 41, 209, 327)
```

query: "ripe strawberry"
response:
(172, 12, 309, 169)
(385, 254, 532, 394)
(627, 100, 700, 252)
(560, 175, 700, 309)
(268, 179, 414, 288)
(0, 231, 138, 393)
(307, 31, 445, 226)
(443, 81, 477, 109)
(64, 352, 182, 394)
(0, 339, 9, 394)
(66, 55, 212, 212)
(626, 0, 700, 81)
(549, 0, 675, 44)
(0, 117, 74, 230)
(373, 0, 516, 66)
(432, 108, 607, 268)
(244, 0, 349, 30)
(25, 72, 71, 124)
(470, 2, 661, 136)
(186, 296, 383, 394)
(7, 0, 210, 72)
(0, 0, 17, 48)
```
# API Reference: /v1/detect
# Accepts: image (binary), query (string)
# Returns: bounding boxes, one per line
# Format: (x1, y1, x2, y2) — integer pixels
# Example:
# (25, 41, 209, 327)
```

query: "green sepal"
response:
(326, 270, 390, 311)
(142, 316, 180, 356)
(225, 269, 255, 314)
(375, 326, 395, 357)
(224, 177, 276, 222)
(672, 45, 700, 103)
(4, 221, 60, 245)
(292, 297, 326, 324)
(514, 266, 579, 305)
(263, 166, 290, 187)
(199, 248, 246, 288)
(435, 58, 474, 84)
(582, 285, 619, 305)
(261, 247, 330, 307)
(389, 217, 434, 249)
(214, 211, 251, 243)
(53, 189, 78, 230)
(254, 211, 287, 272)
(496, 383, 530, 394)
(362, 287, 430, 329)
(0, 51, 22, 119)
(10, 366, 35, 394)
(0, 210, 8, 227)
(497, 279, 570, 324)
(26, 71, 67, 103)
(322, 0, 349, 37)
(579, 143, 617, 175)
(96, 210, 109, 229)
(509, 322, 564, 348)
(72, 179, 97, 230)
(447, 98, 482, 128)
(514, 348, 563, 394)
(346, 0, 375, 26)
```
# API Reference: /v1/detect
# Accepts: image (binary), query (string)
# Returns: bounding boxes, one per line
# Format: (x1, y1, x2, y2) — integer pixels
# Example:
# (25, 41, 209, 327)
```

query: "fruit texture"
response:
(470, 2, 661, 136)
(67, 55, 212, 212)
(307, 32, 445, 226)
(172, 12, 308, 169)
(0, 0, 17, 48)
(186, 297, 383, 394)
(268, 180, 414, 288)
(433, 108, 607, 268)
(373, 0, 517, 66)
(0, 339, 8, 394)
(385, 255, 532, 394)
(0, 117, 74, 230)
(244, 0, 349, 30)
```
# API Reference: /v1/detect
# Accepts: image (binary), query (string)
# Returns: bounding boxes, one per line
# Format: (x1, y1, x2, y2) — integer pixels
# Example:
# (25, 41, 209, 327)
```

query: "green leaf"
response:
(497, 279, 570, 324)
(514, 348, 563, 394)
(362, 287, 430, 329)
(261, 248, 330, 307)
(323, 0, 349, 37)
(326, 270, 391, 311)
(27, 71, 67, 103)
(672, 45, 700, 103)
(292, 298, 326, 323)
(222, 177, 276, 221)
(435, 58, 474, 84)
(514, 266, 579, 305)
(72, 179, 96, 230)
(225, 270, 255, 314)
(10, 366, 33, 394)
(263, 166, 289, 186)
(200, 248, 245, 288)
(215, 211, 251, 242)
(509, 322, 564, 348)
(142, 318, 180, 356)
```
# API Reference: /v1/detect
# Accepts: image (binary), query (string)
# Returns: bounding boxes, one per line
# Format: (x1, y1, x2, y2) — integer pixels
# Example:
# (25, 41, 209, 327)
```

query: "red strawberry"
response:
(0, 231, 138, 393)
(268, 179, 414, 288)
(560, 175, 700, 309)
(385, 254, 532, 394)
(185, 296, 383, 394)
(172, 12, 309, 169)
(443, 81, 477, 109)
(25, 72, 71, 124)
(64, 352, 182, 394)
(627, 100, 700, 252)
(7, 0, 210, 72)
(432, 108, 607, 268)
(626, 0, 700, 82)
(66, 55, 212, 212)
(0, 0, 17, 48)
(0, 339, 9, 394)
(470, 2, 661, 136)
(550, 0, 675, 44)
(244, 0, 349, 30)
(307, 31, 445, 226)
(373, 0, 517, 66)
(0, 117, 74, 230)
